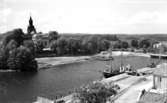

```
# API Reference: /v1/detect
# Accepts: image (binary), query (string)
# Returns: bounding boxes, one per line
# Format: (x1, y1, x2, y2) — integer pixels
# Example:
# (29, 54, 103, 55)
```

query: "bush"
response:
(7, 46, 37, 71)
(73, 81, 119, 103)
(0, 47, 8, 69)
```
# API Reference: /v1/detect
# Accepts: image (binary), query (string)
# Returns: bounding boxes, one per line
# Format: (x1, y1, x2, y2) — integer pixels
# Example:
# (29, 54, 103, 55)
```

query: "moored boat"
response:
(102, 49, 124, 78)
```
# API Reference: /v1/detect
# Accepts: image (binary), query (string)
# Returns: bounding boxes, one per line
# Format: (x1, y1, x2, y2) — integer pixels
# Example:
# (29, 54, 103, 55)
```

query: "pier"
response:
(150, 53, 167, 59)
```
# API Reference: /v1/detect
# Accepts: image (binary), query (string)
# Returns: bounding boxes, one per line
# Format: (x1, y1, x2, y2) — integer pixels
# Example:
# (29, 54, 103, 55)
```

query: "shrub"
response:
(74, 81, 119, 103)
(7, 46, 37, 71)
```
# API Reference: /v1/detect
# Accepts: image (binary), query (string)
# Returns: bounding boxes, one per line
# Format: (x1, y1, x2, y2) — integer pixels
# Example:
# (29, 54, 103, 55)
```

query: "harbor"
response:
(0, 52, 155, 103)
(36, 62, 167, 103)
(33, 51, 167, 103)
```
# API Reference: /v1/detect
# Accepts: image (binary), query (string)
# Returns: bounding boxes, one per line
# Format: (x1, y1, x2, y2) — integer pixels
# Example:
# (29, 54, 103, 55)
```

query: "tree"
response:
(81, 36, 99, 54)
(0, 47, 8, 69)
(23, 40, 35, 56)
(97, 39, 110, 51)
(7, 46, 37, 71)
(50, 40, 58, 53)
(0, 29, 37, 71)
(66, 38, 81, 55)
(113, 41, 122, 49)
(35, 40, 45, 53)
(121, 41, 129, 49)
(48, 31, 59, 42)
(0, 40, 18, 69)
(131, 39, 138, 48)
(2, 28, 24, 46)
(54, 37, 68, 55)
(139, 39, 151, 48)
(6, 39, 18, 51)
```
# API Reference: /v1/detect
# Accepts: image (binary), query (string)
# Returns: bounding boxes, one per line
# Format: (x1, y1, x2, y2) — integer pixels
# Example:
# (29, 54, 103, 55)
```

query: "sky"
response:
(1, 0, 167, 34)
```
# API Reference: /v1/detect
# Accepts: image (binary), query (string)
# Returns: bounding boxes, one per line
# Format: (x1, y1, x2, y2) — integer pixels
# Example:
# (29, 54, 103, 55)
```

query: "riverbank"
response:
(34, 66, 156, 103)
(96, 51, 150, 57)
(36, 56, 91, 69)
(37, 51, 150, 70)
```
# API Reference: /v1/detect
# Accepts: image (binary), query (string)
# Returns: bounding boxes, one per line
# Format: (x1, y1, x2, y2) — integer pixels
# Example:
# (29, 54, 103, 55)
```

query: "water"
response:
(0, 56, 152, 103)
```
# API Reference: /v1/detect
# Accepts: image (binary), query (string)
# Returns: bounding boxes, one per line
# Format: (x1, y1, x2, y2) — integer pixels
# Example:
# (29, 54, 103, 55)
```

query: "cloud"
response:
(0, 8, 12, 23)
(0, 26, 7, 33)
(114, 11, 167, 25)
(2, 0, 167, 34)
(118, 0, 167, 4)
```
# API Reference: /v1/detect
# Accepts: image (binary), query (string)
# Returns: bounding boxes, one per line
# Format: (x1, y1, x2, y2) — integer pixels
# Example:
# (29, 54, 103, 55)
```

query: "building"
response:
(153, 42, 167, 54)
(153, 63, 167, 92)
(27, 16, 36, 35)
(138, 63, 167, 103)
(26, 16, 50, 49)
(32, 33, 50, 48)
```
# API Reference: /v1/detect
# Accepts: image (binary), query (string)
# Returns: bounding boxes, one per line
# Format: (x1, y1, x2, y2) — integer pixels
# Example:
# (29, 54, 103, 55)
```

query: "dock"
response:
(150, 53, 167, 59)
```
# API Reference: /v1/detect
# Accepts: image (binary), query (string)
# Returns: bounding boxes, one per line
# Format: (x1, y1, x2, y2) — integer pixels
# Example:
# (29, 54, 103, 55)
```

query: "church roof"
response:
(154, 63, 167, 77)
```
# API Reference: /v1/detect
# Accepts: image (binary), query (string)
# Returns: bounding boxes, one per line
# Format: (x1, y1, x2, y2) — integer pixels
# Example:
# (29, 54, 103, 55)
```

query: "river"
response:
(0, 56, 153, 103)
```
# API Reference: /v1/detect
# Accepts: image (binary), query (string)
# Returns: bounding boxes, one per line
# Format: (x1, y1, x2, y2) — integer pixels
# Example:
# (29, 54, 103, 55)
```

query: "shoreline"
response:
(37, 51, 150, 70)
(0, 51, 150, 72)
(35, 66, 155, 103)
(36, 56, 91, 70)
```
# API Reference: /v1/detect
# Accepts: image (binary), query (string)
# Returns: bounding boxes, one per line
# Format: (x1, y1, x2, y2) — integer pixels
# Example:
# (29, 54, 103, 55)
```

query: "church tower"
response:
(27, 16, 36, 34)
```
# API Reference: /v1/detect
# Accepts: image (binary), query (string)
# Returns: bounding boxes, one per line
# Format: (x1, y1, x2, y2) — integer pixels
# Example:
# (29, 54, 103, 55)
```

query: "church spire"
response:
(27, 16, 36, 34)
(29, 16, 33, 26)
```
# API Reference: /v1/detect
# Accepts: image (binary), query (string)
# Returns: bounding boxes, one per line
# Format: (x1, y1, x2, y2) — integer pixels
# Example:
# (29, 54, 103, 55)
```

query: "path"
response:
(114, 76, 153, 103)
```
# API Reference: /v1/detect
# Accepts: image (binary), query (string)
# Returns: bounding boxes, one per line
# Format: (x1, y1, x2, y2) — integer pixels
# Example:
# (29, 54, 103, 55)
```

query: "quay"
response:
(34, 66, 156, 103)
(150, 53, 167, 59)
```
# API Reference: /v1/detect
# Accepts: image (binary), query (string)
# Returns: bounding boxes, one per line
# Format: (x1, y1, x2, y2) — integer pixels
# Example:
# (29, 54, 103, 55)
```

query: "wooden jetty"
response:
(150, 53, 167, 59)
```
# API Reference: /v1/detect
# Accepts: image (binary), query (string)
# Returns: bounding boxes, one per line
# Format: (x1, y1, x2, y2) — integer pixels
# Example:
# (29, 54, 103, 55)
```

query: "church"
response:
(26, 16, 50, 49)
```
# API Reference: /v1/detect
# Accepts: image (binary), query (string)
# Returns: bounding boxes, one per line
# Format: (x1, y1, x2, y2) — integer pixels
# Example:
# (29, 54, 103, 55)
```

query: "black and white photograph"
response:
(0, 0, 167, 103)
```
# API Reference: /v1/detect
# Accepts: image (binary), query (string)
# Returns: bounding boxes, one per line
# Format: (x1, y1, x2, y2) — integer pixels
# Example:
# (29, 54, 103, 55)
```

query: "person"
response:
(119, 66, 125, 72)
(126, 64, 131, 71)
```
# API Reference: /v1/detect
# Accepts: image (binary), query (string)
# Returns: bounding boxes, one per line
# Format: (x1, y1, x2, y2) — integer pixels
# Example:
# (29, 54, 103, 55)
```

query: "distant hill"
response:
(1, 32, 167, 43)
(60, 33, 167, 41)
(117, 34, 167, 41)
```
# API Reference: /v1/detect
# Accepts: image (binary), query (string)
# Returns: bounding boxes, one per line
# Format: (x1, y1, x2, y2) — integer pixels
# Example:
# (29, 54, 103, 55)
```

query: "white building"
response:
(153, 63, 167, 93)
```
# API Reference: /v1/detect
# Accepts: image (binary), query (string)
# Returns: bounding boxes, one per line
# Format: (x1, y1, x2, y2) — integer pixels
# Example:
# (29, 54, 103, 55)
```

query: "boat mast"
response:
(121, 47, 123, 68)
(159, 43, 162, 64)
(109, 47, 113, 70)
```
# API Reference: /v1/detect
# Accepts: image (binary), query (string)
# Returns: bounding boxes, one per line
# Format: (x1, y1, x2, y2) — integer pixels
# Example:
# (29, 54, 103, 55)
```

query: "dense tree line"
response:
(35, 31, 154, 56)
(113, 40, 129, 49)
(50, 35, 111, 56)
(0, 29, 37, 71)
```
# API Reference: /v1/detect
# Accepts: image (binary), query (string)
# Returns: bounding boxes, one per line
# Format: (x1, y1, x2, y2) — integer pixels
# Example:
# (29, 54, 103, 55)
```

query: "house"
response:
(32, 33, 50, 48)
(153, 63, 167, 92)
(153, 42, 167, 54)
(138, 63, 167, 103)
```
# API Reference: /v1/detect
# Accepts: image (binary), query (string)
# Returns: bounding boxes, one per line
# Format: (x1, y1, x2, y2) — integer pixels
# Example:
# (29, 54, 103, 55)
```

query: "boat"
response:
(103, 68, 120, 78)
(94, 51, 114, 61)
(103, 49, 124, 78)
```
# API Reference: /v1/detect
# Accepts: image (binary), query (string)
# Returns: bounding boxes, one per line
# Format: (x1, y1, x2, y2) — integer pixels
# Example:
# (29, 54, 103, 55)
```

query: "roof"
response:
(153, 63, 167, 77)
(138, 91, 167, 103)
